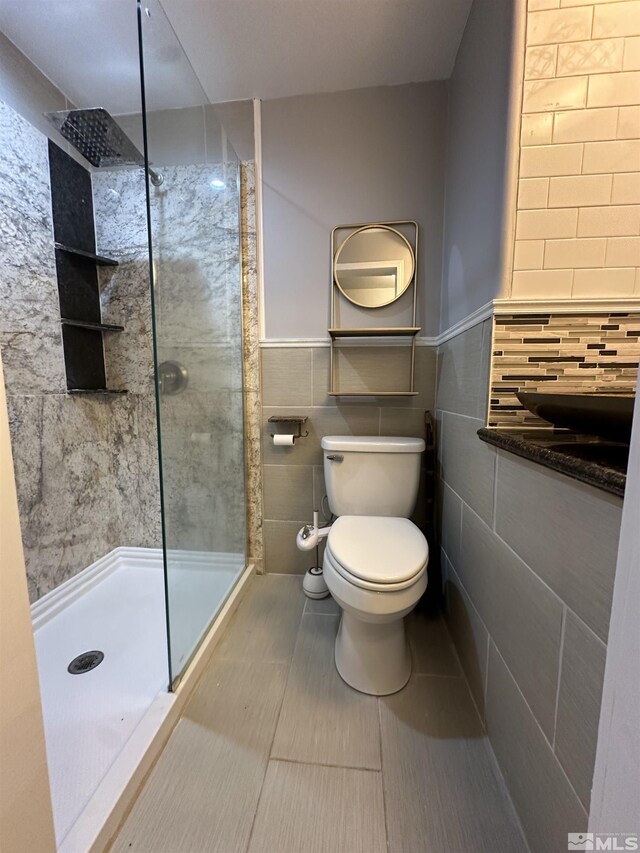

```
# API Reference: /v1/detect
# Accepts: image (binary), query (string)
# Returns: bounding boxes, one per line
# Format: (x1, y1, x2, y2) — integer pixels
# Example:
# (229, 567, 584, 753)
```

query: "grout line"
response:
(376, 698, 390, 853)
(492, 451, 499, 533)
(410, 671, 464, 681)
(491, 640, 588, 818)
(441, 586, 488, 728)
(462, 499, 570, 619)
(551, 604, 568, 751)
(483, 632, 490, 727)
(309, 347, 314, 406)
(270, 755, 382, 774)
(482, 640, 533, 853)
(302, 610, 338, 617)
(243, 593, 307, 853)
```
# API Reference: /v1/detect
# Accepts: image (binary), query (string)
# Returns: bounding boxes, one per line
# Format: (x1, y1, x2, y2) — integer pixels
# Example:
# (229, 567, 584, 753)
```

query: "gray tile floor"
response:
(112, 575, 527, 853)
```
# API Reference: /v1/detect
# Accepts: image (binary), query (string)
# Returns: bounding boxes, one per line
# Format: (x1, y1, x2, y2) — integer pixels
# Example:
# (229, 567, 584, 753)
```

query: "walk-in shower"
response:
(0, 0, 250, 847)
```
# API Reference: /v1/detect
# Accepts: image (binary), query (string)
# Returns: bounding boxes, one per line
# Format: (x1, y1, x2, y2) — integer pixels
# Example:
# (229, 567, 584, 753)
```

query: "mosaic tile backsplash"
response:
(489, 312, 640, 429)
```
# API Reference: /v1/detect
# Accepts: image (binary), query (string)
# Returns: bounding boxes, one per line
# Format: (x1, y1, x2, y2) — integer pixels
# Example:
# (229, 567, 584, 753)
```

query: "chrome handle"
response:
(158, 361, 188, 396)
(326, 454, 344, 462)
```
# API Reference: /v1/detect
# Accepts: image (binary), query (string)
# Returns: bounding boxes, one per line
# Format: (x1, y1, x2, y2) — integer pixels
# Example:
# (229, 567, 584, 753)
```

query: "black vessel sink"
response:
(517, 392, 635, 442)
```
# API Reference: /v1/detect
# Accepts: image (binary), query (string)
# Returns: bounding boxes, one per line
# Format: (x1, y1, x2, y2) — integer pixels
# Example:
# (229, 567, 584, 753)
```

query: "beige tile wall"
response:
(489, 310, 640, 427)
(513, 0, 640, 299)
(260, 345, 436, 573)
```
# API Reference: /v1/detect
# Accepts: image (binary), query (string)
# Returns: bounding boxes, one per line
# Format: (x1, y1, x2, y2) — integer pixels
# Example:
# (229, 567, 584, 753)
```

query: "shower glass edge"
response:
(137, 0, 247, 687)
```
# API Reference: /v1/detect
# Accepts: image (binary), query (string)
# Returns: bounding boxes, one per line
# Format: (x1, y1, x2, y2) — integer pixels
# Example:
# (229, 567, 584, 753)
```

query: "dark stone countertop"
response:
(477, 428, 628, 498)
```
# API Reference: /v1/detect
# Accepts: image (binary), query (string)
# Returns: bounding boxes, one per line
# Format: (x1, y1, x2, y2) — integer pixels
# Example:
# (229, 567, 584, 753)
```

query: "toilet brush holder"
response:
(299, 517, 330, 599)
(303, 565, 329, 599)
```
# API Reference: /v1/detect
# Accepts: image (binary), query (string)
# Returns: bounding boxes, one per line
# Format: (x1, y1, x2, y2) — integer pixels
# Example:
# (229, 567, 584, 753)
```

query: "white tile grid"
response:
(514, 0, 640, 301)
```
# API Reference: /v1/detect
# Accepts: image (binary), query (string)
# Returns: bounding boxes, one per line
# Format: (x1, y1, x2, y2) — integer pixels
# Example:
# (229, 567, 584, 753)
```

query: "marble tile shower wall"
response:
(489, 310, 640, 428)
(93, 161, 248, 558)
(436, 320, 623, 853)
(260, 345, 436, 573)
(0, 100, 160, 600)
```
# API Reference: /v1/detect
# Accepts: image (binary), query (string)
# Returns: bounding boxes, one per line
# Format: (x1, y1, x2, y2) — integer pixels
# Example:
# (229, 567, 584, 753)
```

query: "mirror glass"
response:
(334, 225, 415, 308)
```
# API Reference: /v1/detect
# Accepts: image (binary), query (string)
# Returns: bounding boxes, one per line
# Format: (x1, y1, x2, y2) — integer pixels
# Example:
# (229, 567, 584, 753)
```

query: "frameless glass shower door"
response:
(138, 1, 247, 684)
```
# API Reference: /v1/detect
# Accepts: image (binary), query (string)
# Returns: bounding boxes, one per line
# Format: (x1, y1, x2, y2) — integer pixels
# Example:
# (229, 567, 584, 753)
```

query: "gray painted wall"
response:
(440, 0, 514, 333)
(436, 321, 623, 852)
(261, 82, 448, 339)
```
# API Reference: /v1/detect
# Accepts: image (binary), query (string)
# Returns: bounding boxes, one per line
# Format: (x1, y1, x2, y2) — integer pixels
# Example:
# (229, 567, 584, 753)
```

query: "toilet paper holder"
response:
(269, 415, 309, 443)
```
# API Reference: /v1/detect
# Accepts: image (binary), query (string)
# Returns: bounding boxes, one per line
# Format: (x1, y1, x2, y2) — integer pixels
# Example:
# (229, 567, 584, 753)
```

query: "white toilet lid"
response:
(326, 516, 428, 585)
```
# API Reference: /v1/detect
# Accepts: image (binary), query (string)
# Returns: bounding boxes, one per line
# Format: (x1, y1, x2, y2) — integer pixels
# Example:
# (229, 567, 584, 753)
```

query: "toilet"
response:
(321, 436, 429, 696)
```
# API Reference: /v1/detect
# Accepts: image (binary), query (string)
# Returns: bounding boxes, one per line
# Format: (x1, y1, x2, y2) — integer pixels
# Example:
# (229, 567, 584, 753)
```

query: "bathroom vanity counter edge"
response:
(477, 428, 626, 498)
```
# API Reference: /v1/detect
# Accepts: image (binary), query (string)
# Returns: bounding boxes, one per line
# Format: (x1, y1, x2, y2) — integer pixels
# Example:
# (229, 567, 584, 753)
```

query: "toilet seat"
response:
(325, 516, 428, 592)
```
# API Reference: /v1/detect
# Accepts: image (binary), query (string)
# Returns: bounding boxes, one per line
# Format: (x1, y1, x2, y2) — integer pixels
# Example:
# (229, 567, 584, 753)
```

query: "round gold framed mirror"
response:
(333, 224, 415, 308)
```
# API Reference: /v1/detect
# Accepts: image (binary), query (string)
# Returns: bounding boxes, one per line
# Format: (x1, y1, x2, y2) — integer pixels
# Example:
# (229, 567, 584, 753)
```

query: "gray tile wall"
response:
(436, 319, 623, 852)
(260, 344, 437, 573)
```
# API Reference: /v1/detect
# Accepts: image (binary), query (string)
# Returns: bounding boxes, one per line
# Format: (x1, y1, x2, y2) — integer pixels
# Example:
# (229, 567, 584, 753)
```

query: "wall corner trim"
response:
(252, 98, 265, 341)
(436, 301, 494, 346)
(259, 297, 640, 350)
(493, 298, 640, 316)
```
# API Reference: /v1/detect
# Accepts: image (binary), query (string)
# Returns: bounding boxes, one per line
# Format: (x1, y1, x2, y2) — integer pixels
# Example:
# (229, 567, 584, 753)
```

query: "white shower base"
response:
(32, 546, 242, 850)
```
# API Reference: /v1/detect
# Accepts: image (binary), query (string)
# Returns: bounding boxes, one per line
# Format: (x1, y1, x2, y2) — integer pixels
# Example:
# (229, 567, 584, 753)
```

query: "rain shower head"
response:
(45, 107, 163, 186)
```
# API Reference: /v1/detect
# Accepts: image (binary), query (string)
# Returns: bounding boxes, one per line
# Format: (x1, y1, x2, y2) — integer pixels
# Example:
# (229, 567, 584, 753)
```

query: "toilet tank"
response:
(322, 436, 425, 518)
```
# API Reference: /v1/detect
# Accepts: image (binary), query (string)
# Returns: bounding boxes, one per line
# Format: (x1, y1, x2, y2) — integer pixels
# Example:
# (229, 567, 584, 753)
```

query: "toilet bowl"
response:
(323, 515, 428, 695)
(321, 435, 428, 695)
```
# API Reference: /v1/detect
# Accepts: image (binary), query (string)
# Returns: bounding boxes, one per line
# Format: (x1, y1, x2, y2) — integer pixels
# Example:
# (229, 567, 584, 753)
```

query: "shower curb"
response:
(32, 547, 244, 628)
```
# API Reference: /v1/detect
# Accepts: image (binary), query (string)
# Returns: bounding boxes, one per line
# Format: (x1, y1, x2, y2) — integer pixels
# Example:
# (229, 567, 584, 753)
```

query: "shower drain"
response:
(67, 650, 104, 675)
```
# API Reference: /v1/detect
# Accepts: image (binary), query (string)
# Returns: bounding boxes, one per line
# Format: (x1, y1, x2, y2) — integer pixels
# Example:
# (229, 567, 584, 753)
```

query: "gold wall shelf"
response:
(329, 220, 419, 397)
(328, 327, 420, 338)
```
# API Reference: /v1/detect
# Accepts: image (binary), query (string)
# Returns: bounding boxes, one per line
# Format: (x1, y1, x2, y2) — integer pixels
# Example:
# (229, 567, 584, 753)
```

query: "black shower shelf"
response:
(61, 318, 124, 332)
(67, 389, 128, 395)
(55, 242, 119, 266)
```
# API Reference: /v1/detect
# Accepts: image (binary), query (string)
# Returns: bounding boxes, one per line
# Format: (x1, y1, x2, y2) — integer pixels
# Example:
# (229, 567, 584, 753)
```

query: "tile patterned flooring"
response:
(111, 575, 527, 853)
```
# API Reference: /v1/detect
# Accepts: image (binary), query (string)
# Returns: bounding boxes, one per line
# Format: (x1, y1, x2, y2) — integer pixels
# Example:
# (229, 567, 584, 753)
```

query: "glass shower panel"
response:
(138, 1, 247, 683)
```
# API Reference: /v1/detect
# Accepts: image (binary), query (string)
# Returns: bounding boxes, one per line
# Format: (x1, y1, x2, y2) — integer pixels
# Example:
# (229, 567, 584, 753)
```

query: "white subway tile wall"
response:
(513, 0, 640, 299)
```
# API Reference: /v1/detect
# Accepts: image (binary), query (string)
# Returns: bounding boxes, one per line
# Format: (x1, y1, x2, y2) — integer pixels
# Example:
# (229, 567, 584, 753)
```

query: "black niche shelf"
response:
(55, 242, 119, 267)
(61, 318, 124, 332)
(48, 142, 125, 393)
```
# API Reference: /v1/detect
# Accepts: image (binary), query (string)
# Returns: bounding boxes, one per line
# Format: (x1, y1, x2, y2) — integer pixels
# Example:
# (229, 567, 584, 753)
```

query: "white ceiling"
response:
(160, 0, 473, 102)
(0, 0, 472, 112)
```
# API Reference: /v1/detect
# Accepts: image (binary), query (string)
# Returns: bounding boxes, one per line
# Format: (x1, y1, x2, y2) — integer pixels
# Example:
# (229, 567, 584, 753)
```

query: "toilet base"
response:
(334, 611, 411, 696)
